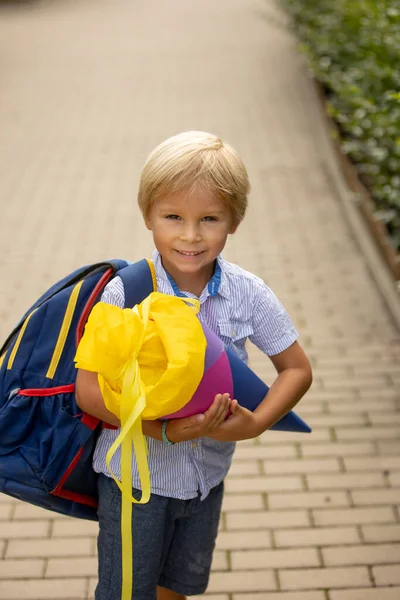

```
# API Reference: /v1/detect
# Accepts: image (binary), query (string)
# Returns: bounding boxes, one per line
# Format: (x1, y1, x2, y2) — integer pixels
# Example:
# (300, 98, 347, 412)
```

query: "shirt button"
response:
(232, 331, 236, 338)
(191, 442, 197, 448)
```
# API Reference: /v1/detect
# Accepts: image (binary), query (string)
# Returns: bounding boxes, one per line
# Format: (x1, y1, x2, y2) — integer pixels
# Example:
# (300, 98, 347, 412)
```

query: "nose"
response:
(179, 222, 201, 243)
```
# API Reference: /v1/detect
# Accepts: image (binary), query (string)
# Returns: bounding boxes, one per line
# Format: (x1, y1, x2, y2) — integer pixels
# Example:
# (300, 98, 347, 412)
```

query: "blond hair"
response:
(138, 131, 250, 228)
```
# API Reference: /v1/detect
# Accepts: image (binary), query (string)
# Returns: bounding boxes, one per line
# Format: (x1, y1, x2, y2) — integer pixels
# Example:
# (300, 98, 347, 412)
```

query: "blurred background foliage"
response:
(282, 0, 400, 253)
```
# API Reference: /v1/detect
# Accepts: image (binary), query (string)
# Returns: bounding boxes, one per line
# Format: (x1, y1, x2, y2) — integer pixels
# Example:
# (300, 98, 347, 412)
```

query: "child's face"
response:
(145, 185, 236, 286)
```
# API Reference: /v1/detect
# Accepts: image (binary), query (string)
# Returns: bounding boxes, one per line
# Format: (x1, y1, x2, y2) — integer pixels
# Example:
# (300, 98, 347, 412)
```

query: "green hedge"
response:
(282, 0, 400, 253)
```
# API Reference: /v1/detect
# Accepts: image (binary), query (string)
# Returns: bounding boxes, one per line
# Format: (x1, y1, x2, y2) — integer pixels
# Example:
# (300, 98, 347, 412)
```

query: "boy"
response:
(76, 131, 312, 600)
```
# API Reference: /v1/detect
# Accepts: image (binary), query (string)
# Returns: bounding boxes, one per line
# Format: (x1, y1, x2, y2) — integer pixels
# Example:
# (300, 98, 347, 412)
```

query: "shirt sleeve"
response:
(100, 276, 125, 308)
(249, 282, 298, 356)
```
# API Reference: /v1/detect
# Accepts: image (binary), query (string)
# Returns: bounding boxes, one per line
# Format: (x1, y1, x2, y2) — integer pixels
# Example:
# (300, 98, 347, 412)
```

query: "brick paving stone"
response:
(304, 415, 367, 427)
(331, 401, 396, 414)
(322, 544, 400, 566)
(193, 596, 229, 600)
(0, 521, 50, 539)
(260, 429, 332, 443)
(263, 458, 340, 474)
(343, 456, 400, 471)
(0, 0, 399, 598)
(216, 531, 272, 550)
(301, 442, 375, 457)
(12, 504, 65, 521)
(389, 472, 400, 486)
(229, 460, 262, 476)
(336, 427, 400, 441)
(226, 509, 310, 530)
(361, 524, 400, 543)
(6, 538, 94, 559)
(225, 476, 303, 493)
(268, 490, 350, 509)
(0, 560, 45, 579)
(351, 489, 400, 506)
(275, 527, 361, 548)
(307, 473, 386, 490)
(88, 578, 97, 600)
(51, 520, 99, 538)
(377, 441, 400, 455)
(222, 493, 264, 512)
(0, 504, 14, 520)
(45, 557, 97, 578)
(312, 506, 396, 526)
(279, 566, 371, 590)
(233, 593, 325, 600)
(234, 445, 297, 459)
(212, 551, 229, 571)
(0, 495, 17, 505)
(231, 547, 320, 569)
(0, 578, 87, 599)
(207, 570, 276, 593)
(368, 413, 400, 425)
(329, 589, 400, 600)
(372, 565, 400, 585)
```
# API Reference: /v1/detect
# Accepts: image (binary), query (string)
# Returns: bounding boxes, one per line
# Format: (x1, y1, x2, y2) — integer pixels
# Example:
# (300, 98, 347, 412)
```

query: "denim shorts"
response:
(95, 474, 224, 600)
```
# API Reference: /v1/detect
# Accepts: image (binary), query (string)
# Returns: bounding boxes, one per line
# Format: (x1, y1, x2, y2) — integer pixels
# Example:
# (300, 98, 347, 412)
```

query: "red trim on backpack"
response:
(18, 385, 101, 507)
(51, 486, 98, 508)
(39, 265, 118, 510)
(102, 422, 118, 429)
(76, 268, 114, 346)
(19, 384, 76, 397)
(81, 412, 101, 430)
(75, 267, 119, 432)
(50, 446, 98, 507)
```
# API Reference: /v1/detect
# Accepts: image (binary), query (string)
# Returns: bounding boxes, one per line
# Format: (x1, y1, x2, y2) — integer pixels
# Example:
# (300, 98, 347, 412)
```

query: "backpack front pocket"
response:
(0, 385, 99, 504)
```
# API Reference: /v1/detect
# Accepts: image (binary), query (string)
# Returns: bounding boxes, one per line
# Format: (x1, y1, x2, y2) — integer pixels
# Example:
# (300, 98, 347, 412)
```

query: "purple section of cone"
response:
(164, 350, 234, 419)
(202, 322, 224, 373)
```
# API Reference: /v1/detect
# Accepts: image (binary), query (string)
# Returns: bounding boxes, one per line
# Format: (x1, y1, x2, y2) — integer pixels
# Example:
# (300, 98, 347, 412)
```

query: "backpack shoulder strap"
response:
(118, 259, 156, 308)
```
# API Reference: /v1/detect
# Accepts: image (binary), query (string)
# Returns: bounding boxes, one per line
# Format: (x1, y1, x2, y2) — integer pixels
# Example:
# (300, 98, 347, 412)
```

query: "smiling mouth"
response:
(175, 250, 204, 256)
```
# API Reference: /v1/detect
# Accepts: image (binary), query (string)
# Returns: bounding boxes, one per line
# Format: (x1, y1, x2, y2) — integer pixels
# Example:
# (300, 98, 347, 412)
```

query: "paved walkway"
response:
(1, 0, 399, 598)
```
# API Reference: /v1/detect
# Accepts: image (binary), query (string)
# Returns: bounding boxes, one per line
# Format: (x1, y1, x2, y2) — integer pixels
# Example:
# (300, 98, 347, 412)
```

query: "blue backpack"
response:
(0, 259, 155, 521)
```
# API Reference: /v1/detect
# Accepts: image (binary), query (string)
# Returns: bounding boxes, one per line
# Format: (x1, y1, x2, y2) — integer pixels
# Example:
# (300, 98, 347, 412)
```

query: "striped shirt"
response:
(93, 250, 298, 500)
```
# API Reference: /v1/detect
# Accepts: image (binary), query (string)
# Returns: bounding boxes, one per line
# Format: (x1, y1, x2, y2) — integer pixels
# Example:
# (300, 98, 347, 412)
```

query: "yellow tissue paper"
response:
(74, 292, 207, 600)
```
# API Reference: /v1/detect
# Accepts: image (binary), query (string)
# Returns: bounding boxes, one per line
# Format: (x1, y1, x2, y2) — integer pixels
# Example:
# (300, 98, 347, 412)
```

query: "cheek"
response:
(152, 223, 176, 243)
(204, 224, 230, 242)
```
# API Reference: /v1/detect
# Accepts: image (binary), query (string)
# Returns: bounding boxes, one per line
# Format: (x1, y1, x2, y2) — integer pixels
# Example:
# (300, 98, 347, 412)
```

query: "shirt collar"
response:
(151, 250, 230, 299)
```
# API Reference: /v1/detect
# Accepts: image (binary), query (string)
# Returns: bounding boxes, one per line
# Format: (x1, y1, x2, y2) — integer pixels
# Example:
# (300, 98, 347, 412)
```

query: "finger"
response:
(203, 394, 223, 425)
(211, 394, 231, 428)
(215, 393, 231, 421)
(182, 413, 206, 429)
(208, 393, 231, 428)
(229, 399, 239, 413)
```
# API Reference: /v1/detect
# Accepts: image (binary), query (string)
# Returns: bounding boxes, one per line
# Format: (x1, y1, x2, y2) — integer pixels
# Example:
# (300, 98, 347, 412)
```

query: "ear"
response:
(229, 222, 238, 234)
(144, 215, 153, 231)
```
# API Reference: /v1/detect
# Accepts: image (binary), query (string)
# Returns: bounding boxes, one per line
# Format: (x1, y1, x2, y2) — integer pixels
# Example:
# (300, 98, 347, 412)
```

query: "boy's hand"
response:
(207, 399, 261, 442)
(165, 393, 232, 443)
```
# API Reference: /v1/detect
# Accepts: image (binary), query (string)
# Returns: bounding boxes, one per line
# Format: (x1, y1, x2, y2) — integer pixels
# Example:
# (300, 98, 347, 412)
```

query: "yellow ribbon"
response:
(104, 301, 150, 600)
(75, 293, 206, 600)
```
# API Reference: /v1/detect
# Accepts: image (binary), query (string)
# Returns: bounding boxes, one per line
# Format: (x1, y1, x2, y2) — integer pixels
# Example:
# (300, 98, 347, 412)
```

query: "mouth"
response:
(175, 250, 204, 257)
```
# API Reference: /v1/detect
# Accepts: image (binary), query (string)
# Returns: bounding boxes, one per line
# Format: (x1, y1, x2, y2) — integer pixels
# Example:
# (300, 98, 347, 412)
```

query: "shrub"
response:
(282, 0, 400, 252)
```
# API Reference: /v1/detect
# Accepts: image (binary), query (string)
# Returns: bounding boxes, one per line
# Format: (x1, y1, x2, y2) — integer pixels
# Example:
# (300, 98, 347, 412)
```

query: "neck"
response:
(161, 259, 215, 297)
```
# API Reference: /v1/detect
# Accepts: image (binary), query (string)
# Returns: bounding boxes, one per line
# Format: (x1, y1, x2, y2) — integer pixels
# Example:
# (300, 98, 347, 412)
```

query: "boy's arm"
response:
(75, 369, 120, 426)
(208, 341, 312, 442)
(253, 340, 312, 433)
(75, 369, 166, 437)
(75, 369, 231, 442)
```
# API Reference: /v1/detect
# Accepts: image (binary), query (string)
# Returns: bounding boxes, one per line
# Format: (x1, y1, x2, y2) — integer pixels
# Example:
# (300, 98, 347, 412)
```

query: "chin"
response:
(176, 263, 203, 273)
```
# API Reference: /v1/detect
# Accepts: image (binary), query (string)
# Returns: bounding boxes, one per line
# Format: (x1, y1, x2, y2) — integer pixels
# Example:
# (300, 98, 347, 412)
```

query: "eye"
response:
(165, 214, 181, 220)
(202, 216, 218, 222)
